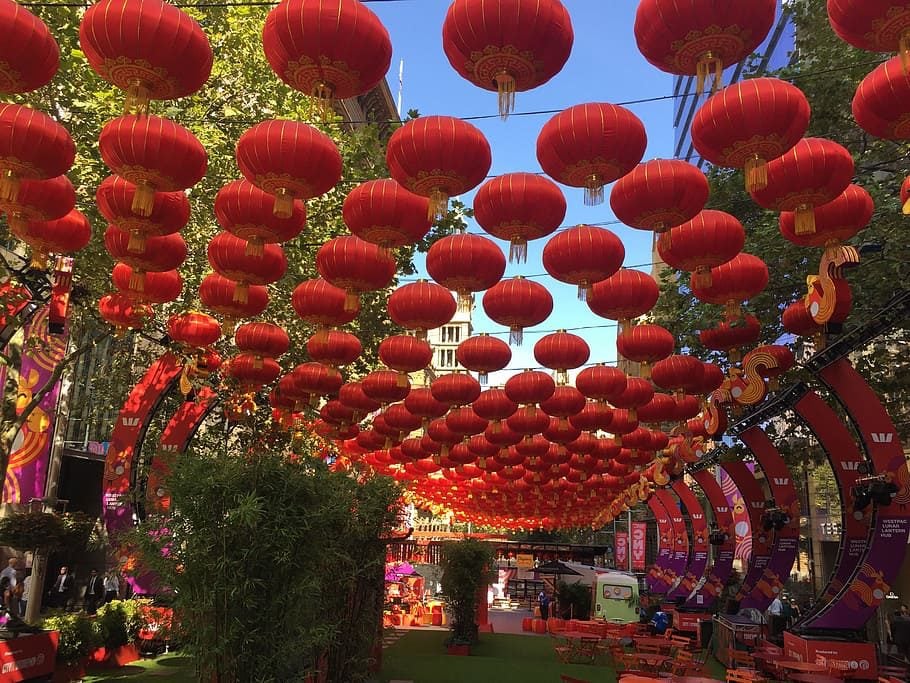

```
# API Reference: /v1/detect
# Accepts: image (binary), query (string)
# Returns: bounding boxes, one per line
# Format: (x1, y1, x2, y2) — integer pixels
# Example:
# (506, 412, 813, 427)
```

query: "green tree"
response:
(439, 538, 494, 646)
(651, 0, 910, 446)
(0, 4, 468, 481)
(135, 444, 400, 683)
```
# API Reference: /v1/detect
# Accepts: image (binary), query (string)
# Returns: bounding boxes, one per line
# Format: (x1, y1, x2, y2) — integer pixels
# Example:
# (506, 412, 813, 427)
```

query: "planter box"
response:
(52, 658, 87, 683)
(89, 643, 141, 669)
(446, 644, 470, 656)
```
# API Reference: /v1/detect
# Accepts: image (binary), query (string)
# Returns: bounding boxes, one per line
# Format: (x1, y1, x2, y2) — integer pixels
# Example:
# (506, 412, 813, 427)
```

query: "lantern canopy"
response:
(442, 0, 574, 118)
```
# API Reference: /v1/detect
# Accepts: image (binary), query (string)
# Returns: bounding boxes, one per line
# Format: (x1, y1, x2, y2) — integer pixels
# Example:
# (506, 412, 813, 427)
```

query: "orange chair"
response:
(728, 648, 757, 670)
(727, 670, 762, 683)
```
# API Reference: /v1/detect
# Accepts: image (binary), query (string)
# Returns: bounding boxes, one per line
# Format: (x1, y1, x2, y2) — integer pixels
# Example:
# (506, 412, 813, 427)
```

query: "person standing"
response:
(18, 569, 31, 618)
(766, 594, 785, 638)
(103, 570, 120, 605)
(539, 591, 550, 621)
(83, 569, 103, 614)
(0, 559, 19, 615)
(49, 566, 73, 610)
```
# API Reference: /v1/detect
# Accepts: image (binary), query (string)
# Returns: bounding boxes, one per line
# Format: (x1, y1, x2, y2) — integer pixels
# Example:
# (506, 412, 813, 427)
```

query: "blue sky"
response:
(369, 1, 677, 374)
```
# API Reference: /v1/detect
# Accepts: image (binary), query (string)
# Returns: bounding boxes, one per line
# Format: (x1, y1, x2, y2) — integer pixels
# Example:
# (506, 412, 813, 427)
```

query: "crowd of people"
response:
(0, 559, 122, 617)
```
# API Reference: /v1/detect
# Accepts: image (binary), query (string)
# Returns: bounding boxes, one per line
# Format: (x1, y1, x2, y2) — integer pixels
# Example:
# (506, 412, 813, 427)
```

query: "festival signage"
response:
(719, 467, 753, 566)
(631, 521, 647, 572)
(794, 390, 872, 627)
(645, 498, 671, 589)
(668, 479, 709, 600)
(4, 305, 68, 504)
(655, 489, 689, 592)
(724, 460, 774, 603)
(687, 468, 736, 610)
(807, 359, 910, 630)
(516, 554, 535, 570)
(615, 531, 628, 570)
(784, 631, 878, 680)
(739, 427, 800, 611)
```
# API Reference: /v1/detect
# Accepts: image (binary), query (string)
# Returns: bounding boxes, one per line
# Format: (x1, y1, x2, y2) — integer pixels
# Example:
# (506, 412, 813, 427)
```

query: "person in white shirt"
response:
(103, 571, 120, 605)
(1, 559, 20, 615)
(18, 570, 30, 618)
(766, 595, 785, 637)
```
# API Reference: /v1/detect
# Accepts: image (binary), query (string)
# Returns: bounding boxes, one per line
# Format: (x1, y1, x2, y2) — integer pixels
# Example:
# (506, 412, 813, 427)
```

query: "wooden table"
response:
(750, 650, 781, 674)
(557, 631, 602, 664)
(629, 652, 670, 673)
(633, 636, 674, 651)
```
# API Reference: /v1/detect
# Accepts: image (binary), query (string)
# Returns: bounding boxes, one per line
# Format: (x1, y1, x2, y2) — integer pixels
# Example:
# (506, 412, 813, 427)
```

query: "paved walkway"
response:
(489, 608, 540, 635)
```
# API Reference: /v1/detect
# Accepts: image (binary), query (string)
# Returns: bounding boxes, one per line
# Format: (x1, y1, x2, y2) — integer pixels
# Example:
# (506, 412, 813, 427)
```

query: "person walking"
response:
(49, 566, 74, 610)
(102, 570, 120, 605)
(83, 569, 104, 614)
(0, 559, 20, 616)
(18, 569, 31, 619)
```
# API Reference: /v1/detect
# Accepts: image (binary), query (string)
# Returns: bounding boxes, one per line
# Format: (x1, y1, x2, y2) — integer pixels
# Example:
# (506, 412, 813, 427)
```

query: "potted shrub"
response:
(439, 539, 494, 655)
(41, 611, 101, 682)
(91, 599, 148, 668)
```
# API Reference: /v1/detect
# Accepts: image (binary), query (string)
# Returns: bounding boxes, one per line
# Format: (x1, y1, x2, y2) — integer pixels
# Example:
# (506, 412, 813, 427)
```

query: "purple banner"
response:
(656, 489, 689, 592)
(687, 468, 736, 610)
(669, 480, 709, 600)
(646, 495, 674, 593)
(724, 460, 773, 603)
(3, 306, 66, 503)
(720, 467, 753, 566)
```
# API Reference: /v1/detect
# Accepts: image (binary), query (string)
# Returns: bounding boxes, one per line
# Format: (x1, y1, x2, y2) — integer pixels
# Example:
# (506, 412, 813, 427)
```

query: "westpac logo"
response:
(121, 416, 140, 427)
(871, 432, 894, 444)
(716, 506, 729, 513)
(672, 516, 683, 523)
(751, 501, 765, 509)
(773, 477, 790, 486)
(841, 462, 863, 471)
(692, 513, 704, 520)
(159, 443, 178, 453)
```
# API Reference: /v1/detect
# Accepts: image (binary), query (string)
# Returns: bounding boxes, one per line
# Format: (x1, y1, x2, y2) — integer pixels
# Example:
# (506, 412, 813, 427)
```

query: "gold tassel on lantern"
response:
(127, 230, 147, 254)
(794, 204, 816, 236)
(244, 237, 265, 257)
(0, 169, 21, 203)
(493, 71, 516, 120)
(128, 269, 147, 293)
(510, 325, 523, 346)
(639, 361, 651, 380)
(724, 299, 741, 321)
(744, 155, 768, 193)
(584, 174, 604, 206)
(396, 371, 408, 389)
(124, 79, 151, 117)
(457, 291, 474, 313)
(232, 282, 250, 304)
(692, 265, 712, 289)
(343, 291, 360, 313)
(695, 52, 724, 96)
(28, 249, 49, 271)
(509, 236, 528, 264)
(273, 187, 293, 219)
(428, 188, 449, 220)
(556, 369, 569, 386)
(577, 283, 592, 302)
(131, 181, 155, 217)
(311, 82, 336, 121)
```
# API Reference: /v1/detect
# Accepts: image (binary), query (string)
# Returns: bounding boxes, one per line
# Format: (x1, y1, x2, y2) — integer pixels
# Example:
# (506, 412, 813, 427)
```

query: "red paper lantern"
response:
(456, 334, 512, 384)
(533, 331, 590, 384)
(80, 0, 211, 113)
(694, 363, 725, 397)
(0, 104, 75, 203)
(536, 103, 647, 205)
(388, 280, 456, 337)
(504, 370, 556, 406)
(292, 278, 360, 333)
(587, 269, 659, 331)
(779, 184, 873, 249)
(615, 324, 675, 379)
(0, 175, 74, 235)
(442, 0, 573, 117)
(473, 173, 566, 262)
(236, 119, 342, 218)
(783, 301, 824, 339)
(828, 0, 910, 68)
(506, 407, 549, 436)
(542, 225, 625, 300)
(658, 210, 745, 287)
(540, 386, 586, 420)
(342, 179, 431, 249)
(13, 209, 91, 269)
(473, 388, 518, 425)
(0, 0, 59, 94)
(316, 235, 396, 312)
(544, 417, 582, 444)
(225, 354, 281, 390)
(96, 175, 190, 254)
(98, 292, 152, 336)
(386, 116, 492, 218)
(432, 372, 482, 407)
(99, 115, 206, 217)
(295, 361, 344, 400)
(263, 0, 391, 106)
(483, 277, 553, 345)
(575, 365, 627, 403)
(208, 231, 288, 303)
(340, 381, 382, 415)
(379, 335, 433, 384)
(636, 393, 677, 424)
(610, 159, 709, 237)
(652, 355, 703, 398)
(446, 406, 489, 437)
(105, 225, 187, 291)
(404, 387, 449, 425)
(200, 273, 268, 333)
(215, 179, 306, 257)
(611, 377, 655, 421)
(168, 312, 222, 349)
(306, 329, 362, 368)
(569, 401, 614, 432)
(235, 322, 290, 367)
(363, 369, 410, 405)
(692, 253, 769, 319)
(382, 404, 422, 436)
(426, 232, 506, 311)
(699, 314, 761, 362)
(691, 78, 811, 192)
(634, 0, 776, 94)
(751, 138, 855, 236)
(112, 264, 182, 304)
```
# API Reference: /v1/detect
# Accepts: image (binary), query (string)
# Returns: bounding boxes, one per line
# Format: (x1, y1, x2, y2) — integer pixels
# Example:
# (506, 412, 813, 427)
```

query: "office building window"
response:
(442, 326, 461, 343)
(437, 349, 456, 368)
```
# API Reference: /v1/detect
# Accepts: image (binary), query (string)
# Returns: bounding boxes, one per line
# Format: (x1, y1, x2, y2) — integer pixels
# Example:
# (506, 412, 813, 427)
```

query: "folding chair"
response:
(551, 634, 573, 664)
(727, 670, 762, 683)
(728, 648, 757, 670)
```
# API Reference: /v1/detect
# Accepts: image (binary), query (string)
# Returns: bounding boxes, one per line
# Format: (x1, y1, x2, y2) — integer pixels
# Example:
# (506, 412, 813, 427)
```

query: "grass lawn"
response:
(83, 654, 195, 682)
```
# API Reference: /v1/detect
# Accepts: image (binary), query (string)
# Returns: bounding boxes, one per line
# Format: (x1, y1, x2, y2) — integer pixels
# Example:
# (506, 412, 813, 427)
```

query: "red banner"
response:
(631, 521, 647, 571)
(615, 531, 628, 570)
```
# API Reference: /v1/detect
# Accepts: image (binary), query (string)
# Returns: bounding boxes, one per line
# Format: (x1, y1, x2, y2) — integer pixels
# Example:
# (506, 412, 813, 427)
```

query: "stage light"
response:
(761, 507, 790, 531)
(852, 475, 898, 512)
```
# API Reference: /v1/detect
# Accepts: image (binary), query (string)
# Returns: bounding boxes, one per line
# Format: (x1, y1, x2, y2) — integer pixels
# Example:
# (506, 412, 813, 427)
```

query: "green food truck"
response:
(556, 563, 641, 623)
